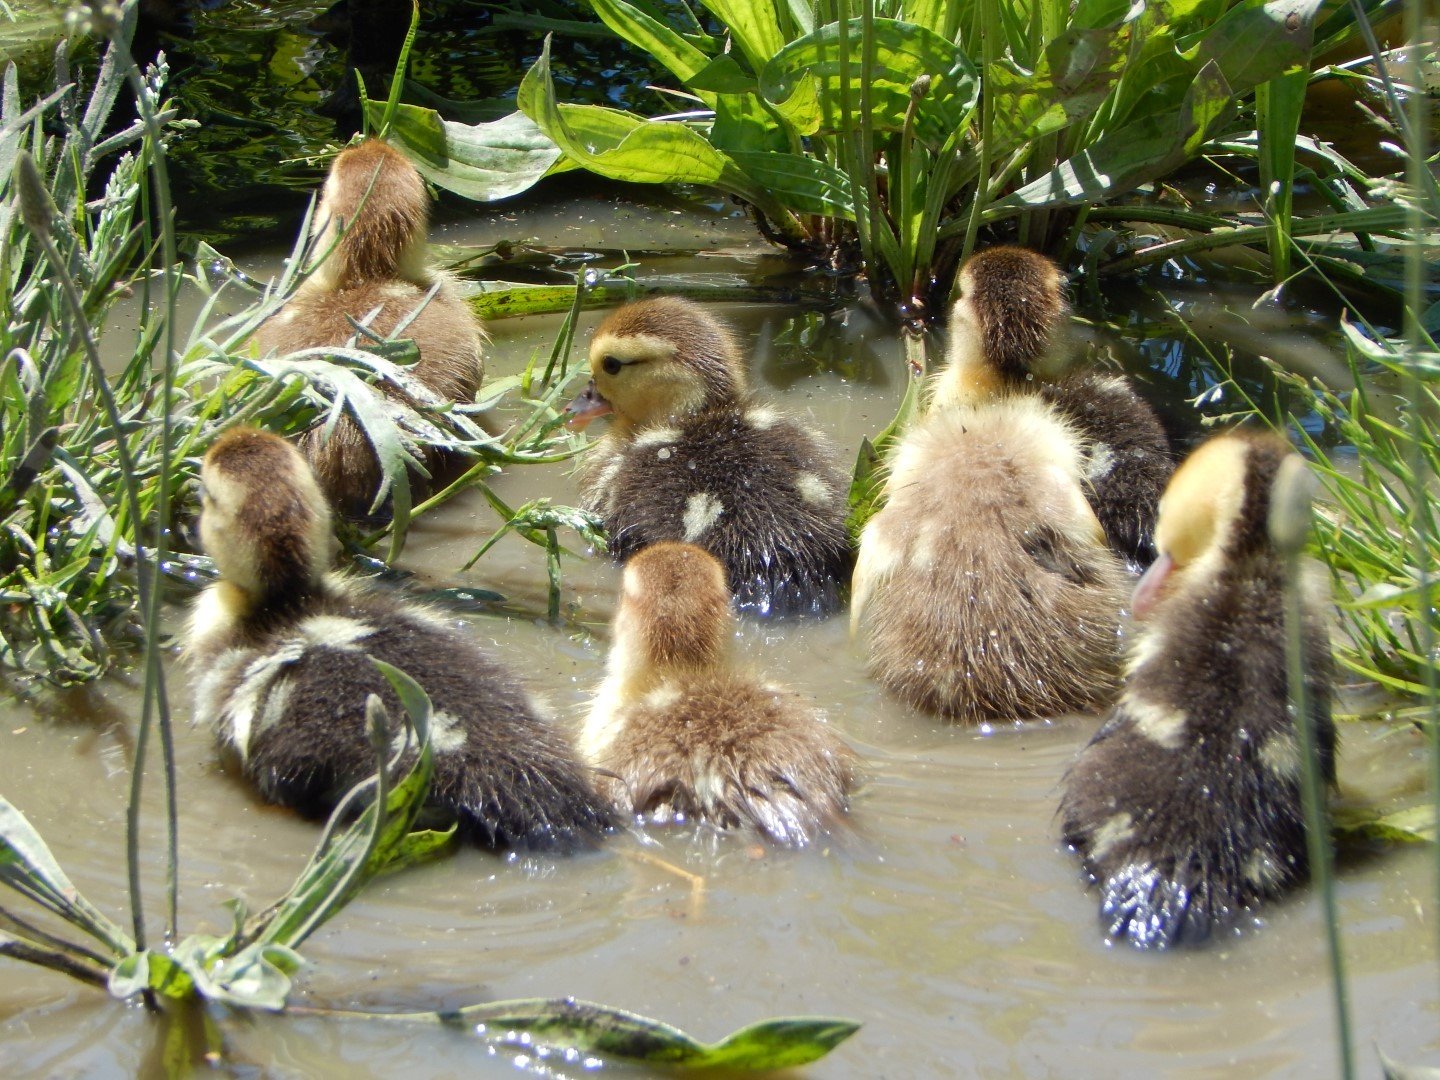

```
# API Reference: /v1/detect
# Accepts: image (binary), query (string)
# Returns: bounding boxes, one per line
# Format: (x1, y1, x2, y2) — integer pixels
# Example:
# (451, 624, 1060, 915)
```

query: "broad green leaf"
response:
(1189, 0, 1323, 95)
(698, 0, 786, 74)
(0, 796, 133, 956)
(902, 0, 961, 38)
(729, 151, 855, 218)
(399, 998, 858, 1068)
(990, 61, 1234, 214)
(848, 347, 924, 540)
(987, 25, 1131, 149)
(518, 39, 769, 205)
(685, 54, 758, 94)
(372, 103, 565, 203)
(760, 19, 979, 148)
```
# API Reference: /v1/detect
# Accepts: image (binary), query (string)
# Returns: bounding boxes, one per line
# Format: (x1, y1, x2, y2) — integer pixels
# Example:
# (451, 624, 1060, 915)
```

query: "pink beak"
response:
(1130, 552, 1174, 620)
(564, 380, 613, 431)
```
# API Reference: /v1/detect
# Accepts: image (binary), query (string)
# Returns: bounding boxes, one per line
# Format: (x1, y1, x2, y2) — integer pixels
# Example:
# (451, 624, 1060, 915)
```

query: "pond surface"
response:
(1, 185, 1437, 1077)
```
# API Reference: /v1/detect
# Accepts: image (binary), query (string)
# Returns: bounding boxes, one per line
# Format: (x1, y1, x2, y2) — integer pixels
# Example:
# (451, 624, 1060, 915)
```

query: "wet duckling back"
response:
(255, 139, 485, 515)
(940, 246, 1173, 563)
(853, 396, 1128, 722)
(1058, 430, 1335, 947)
(567, 297, 850, 617)
(582, 542, 855, 845)
(187, 427, 612, 852)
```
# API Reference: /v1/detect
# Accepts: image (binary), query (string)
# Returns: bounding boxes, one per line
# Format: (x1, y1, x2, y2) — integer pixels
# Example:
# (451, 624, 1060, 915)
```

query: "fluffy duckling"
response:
(186, 427, 612, 852)
(1058, 430, 1335, 947)
(565, 297, 851, 617)
(254, 139, 485, 514)
(937, 246, 1173, 564)
(852, 386, 1129, 722)
(581, 542, 855, 845)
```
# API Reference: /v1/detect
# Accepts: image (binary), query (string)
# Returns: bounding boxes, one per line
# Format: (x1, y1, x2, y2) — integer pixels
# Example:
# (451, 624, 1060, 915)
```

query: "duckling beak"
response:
(1130, 552, 1174, 620)
(564, 380, 613, 430)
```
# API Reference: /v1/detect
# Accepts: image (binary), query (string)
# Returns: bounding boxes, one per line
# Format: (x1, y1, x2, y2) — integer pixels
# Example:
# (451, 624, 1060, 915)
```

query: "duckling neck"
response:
(612, 387, 742, 438)
(930, 348, 1026, 411)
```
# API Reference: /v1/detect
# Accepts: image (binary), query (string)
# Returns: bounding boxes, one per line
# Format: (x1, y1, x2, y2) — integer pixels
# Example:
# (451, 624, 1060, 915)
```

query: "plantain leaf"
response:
(1190, 0, 1323, 94)
(370, 103, 566, 203)
(760, 18, 978, 148)
(847, 348, 924, 541)
(0, 796, 133, 956)
(989, 60, 1234, 215)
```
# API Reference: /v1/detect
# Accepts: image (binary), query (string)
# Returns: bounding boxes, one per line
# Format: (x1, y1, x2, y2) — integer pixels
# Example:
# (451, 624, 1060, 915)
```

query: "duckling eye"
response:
(601, 355, 622, 376)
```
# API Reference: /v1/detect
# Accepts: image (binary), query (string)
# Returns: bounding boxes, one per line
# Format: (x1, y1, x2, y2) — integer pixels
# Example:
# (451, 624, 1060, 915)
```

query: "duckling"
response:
(937, 246, 1173, 564)
(1058, 430, 1335, 947)
(565, 297, 851, 617)
(581, 542, 855, 845)
(254, 138, 485, 515)
(852, 387, 1129, 722)
(185, 427, 613, 852)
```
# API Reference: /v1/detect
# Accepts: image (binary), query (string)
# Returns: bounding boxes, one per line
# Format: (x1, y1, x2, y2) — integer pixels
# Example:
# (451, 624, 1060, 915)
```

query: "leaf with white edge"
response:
(1380, 1048, 1440, 1080)
(373, 104, 565, 203)
(0, 795, 133, 955)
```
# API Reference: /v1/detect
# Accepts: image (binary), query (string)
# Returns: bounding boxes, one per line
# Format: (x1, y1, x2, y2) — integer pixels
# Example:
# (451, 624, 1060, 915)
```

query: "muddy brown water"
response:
(1, 192, 1435, 1077)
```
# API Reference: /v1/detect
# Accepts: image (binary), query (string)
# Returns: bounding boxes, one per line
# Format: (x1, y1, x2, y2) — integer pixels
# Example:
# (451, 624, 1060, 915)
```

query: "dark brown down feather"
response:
(1058, 431, 1335, 947)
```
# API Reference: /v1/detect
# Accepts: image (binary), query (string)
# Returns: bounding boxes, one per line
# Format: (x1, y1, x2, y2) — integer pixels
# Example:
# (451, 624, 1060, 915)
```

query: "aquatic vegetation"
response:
(0, 10, 858, 1071)
(385, 0, 1403, 317)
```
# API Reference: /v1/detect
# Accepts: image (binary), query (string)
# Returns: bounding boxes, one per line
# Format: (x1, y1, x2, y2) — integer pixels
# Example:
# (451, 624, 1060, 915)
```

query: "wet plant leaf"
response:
(847, 349, 924, 541)
(316, 998, 859, 1068)
(1191, 0, 1323, 95)
(0, 796, 133, 956)
(1332, 805, 1436, 846)
(370, 104, 567, 204)
(1379, 1048, 1440, 1080)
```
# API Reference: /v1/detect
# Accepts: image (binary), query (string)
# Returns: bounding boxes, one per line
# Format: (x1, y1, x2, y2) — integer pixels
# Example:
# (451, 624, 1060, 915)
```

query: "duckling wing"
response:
(214, 603, 613, 852)
(590, 406, 853, 617)
(1040, 374, 1173, 565)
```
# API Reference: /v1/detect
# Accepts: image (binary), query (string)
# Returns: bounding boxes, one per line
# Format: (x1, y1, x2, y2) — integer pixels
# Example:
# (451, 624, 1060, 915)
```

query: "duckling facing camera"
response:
(255, 139, 485, 515)
(1058, 430, 1335, 947)
(186, 427, 613, 852)
(940, 246, 1173, 564)
(582, 542, 855, 845)
(565, 297, 851, 617)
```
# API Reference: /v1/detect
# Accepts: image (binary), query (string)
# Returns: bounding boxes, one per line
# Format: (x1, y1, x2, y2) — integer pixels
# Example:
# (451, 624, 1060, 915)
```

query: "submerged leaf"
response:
(361, 997, 860, 1068)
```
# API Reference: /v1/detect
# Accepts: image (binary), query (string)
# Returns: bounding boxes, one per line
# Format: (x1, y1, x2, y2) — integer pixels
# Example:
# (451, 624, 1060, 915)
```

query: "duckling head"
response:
(934, 246, 1068, 409)
(305, 139, 430, 295)
(609, 542, 733, 688)
(566, 298, 746, 432)
(198, 427, 335, 615)
(1132, 429, 1297, 617)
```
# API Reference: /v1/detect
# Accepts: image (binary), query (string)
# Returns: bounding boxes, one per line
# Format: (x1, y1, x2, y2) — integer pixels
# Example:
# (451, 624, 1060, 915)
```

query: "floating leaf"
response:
(314, 998, 859, 1069)
(1332, 804, 1436, 846)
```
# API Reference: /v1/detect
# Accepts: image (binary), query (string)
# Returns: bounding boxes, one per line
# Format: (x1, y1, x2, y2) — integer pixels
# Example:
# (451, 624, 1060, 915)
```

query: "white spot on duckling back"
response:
(1087, 443, 1117, 482)
(643, 685, 682, 710)
(1242, 847, 1285, 889)
(683, 492, 725, 541)
(1088, 812, 1136, 861)
(1120, 693, 1188, 749)
(390, 709, 467, 757)
(795, 471, 831, 506)
(1259, 731, 1301, 778)
(298, 615, 375, 650)
(222, 641, 308, 760)
(633, 426, 680, 450)
(746, 406, 780, 431)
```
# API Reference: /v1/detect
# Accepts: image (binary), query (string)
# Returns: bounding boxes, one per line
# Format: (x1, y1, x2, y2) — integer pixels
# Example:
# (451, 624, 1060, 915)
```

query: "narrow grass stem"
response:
(1281, 540, 1354, 1079)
